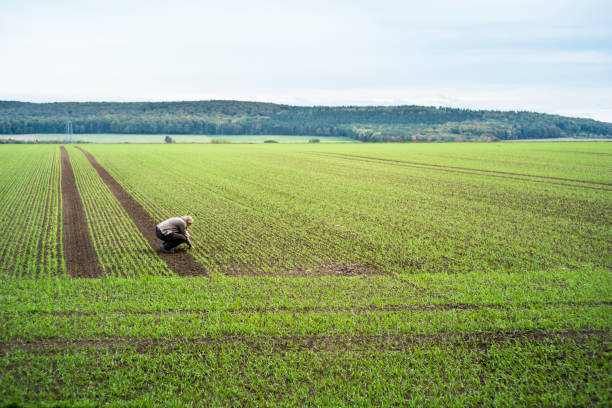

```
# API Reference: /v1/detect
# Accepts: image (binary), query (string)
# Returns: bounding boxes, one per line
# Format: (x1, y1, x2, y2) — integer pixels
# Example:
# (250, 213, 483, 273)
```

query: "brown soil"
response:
(60, 147, 103, 278)
(219, 261, 386, 277)
(76, 147, 207, 276)
(306, 261, 381, 276)
(248, 261, 385, 277)
(2, 330, 608, 354)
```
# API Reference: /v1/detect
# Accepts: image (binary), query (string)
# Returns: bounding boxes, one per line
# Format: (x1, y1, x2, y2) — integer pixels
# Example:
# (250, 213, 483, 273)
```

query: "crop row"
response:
(68, 147, 172, 277)
(0, 146, 63, 278)
(322, 141, 612, 183)
(1, 303, 609, 341)
(85, 146, 351, 273)
(85, 143, 611, 275)
(1, 267, 609, 314)
(2, 336, 608, 406)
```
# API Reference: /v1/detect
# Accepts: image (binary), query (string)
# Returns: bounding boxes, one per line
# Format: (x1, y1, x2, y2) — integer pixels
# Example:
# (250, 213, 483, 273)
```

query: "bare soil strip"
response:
(2, 330, 608, 354)
(76, 147, 207, 276)
(60, 147, 103, 278)
(315, 152, 612, 191)
(57, 179, 63, 276)
(7, 301, 610, 317)
(225, 261, 387, 277)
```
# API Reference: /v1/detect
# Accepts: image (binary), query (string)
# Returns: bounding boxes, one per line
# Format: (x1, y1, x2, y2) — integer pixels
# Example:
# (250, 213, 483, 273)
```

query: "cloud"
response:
(0, 0, 611, 122)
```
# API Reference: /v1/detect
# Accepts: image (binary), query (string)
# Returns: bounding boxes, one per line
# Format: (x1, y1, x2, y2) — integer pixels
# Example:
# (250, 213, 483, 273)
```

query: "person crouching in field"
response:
(156, 216, 194, 253)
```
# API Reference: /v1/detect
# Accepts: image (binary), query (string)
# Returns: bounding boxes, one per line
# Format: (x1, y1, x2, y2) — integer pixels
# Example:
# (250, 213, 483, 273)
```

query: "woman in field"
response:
(155, 216, 194, 253)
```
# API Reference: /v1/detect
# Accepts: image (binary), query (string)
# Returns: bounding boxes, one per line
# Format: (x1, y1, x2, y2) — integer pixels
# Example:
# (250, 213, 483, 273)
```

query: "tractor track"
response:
(76, 147, 207, 276)
(1, 330, 608, 354)
(60, 147, 103, 278)
(3, 301, 610, 317)
(313, 152, 612, 191)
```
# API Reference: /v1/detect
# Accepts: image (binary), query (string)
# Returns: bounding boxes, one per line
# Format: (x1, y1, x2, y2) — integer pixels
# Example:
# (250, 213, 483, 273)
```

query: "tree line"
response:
(1, 100, 610, 141)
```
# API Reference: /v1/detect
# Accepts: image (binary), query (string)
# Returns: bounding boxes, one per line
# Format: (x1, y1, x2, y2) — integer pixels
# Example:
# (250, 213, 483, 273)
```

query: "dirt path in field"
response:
(60, 147, 103, 278)
(76, 147, 206, 276)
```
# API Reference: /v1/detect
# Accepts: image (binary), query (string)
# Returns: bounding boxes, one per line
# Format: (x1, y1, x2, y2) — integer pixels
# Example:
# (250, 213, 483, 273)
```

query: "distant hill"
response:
(1, 100, 611, 142)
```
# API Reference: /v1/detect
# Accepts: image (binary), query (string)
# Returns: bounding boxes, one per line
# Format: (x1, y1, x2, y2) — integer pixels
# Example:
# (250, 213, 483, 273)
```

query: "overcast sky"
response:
(1, 0, 611, 121)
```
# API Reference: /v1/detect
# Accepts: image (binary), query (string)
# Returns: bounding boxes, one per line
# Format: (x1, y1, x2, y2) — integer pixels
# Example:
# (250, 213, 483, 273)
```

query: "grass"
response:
(0, 142, 610, 406)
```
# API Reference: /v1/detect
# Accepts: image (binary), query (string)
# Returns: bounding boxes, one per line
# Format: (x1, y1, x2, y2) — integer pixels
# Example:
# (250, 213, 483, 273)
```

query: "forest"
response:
(1, 100, 611, 142)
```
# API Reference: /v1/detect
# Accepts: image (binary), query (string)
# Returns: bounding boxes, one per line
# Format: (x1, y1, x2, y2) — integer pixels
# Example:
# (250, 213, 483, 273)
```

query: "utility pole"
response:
(66, 119, 73, 143)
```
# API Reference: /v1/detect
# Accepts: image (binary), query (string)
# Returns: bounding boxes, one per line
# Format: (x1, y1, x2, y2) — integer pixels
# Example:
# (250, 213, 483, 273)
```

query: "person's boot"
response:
(160, 243, 174, 254)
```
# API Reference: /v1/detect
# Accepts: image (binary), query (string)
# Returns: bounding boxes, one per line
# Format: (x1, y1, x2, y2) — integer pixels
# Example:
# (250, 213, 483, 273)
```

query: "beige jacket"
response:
(157, 217, 192, 246)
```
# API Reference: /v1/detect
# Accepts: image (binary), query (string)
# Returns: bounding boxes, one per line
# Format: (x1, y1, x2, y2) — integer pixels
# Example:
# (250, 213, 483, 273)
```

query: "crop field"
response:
(0, 146, 62, 278)
(0, 142, 610, 406)
(69, 147, 172, 277)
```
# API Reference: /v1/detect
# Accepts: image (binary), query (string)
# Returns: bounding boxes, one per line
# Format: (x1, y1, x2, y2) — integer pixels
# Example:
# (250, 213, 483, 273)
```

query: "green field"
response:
(0, 142, 610, 406)
(1, 134, 356, 143)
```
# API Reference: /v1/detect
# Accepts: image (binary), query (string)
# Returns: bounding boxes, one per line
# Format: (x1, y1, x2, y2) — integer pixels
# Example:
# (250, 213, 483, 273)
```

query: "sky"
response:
(1, 0, 611, 122)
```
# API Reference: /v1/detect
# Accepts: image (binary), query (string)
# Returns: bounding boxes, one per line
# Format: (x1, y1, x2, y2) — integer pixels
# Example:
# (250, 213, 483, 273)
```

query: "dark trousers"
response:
(156, 226, 187, 250)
